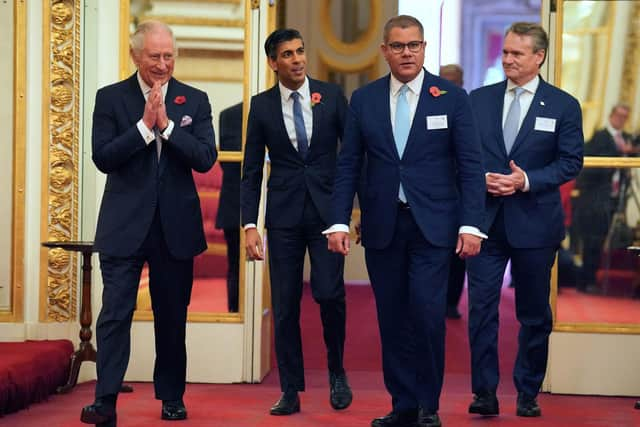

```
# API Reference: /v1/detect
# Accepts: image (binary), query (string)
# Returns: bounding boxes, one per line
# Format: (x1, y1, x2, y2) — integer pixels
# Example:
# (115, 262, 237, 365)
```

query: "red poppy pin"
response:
(311, 92, 322, 107)
(429, 86, 447, 97)
(174, 95, 186, 105)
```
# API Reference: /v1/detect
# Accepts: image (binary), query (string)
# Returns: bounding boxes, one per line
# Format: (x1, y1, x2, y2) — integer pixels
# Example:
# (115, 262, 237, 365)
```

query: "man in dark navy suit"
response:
(241, 28, 352, 415)
(215, 102, 243, 312)
(81, 21, 217, 427)
(466, 22, 583, 418)
(328, 15, 486, 427)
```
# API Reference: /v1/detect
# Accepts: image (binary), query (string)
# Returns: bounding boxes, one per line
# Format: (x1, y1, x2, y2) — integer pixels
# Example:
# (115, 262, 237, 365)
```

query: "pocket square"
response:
(180, 115, 192, 127)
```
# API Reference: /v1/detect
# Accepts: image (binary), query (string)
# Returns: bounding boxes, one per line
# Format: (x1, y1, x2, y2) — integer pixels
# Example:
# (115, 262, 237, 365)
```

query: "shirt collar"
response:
(390, 68, 425, 97)
(137, 72, 169, 99)
(506, 75, 539, 95)
(606, 122, 622, 138)
(279, 77, 310, 101)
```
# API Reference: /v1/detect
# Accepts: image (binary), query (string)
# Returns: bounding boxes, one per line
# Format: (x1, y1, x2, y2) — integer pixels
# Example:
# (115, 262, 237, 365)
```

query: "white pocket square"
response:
(180, 115, 192, 127)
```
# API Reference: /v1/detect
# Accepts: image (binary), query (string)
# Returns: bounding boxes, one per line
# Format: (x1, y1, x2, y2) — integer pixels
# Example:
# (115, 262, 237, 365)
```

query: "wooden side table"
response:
(42, 241, 132, 394)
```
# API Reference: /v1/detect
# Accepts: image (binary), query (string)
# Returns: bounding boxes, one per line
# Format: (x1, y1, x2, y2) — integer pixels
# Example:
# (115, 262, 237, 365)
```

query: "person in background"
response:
(215, 102, 243, 312)
(327, 15, 486, 427)
(439, 63, 466, 319)
(81, 20, 217, 426)
(466, 22, 583, 418)
(241, 28, 352, 416)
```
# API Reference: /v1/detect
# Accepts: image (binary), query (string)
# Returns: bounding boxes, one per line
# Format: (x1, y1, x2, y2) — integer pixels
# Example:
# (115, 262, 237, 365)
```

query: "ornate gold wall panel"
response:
(40, 0, 80, 322)
(620, 2, 639, 127)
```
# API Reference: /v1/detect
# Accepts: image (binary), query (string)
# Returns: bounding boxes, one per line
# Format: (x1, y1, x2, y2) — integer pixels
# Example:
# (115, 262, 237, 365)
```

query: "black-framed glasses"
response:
(387, 41, 424, 54)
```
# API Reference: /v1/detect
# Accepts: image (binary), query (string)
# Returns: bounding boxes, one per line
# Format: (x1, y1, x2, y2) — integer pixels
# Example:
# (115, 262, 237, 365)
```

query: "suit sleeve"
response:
(166, 91, 217, 173)
(91, 87, 149, 174)
(451, 88, 486, 229)
(241, 97, 266, 226)
(526, 96, 584, 193)
(331, 90, 365, 225)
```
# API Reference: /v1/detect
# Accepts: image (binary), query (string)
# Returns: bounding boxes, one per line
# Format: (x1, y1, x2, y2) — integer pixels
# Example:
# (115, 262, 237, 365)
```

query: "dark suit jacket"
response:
(332, 71, 486, 249)
(470, 77, 583, 248)
(215, 102, 243, 229)
(241, 78, 348, 228)
(92, 73, 217, 259)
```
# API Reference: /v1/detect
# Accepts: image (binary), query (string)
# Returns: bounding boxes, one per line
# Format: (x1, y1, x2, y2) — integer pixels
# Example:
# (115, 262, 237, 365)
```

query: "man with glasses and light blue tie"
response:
(327, 15, 486, 427)
(241, 28, 352, 416)
(465, 22, 583, 419)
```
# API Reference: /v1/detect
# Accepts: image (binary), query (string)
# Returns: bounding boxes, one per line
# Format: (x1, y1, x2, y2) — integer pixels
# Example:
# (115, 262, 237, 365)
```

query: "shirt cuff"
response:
(322, 224, 349, 235)
(137, 119, 156, 145)
(244, 223, 257, 230)
(522, 171, 530, 192)
(160, 120, 174, 140)
(459, 226, 488, 239)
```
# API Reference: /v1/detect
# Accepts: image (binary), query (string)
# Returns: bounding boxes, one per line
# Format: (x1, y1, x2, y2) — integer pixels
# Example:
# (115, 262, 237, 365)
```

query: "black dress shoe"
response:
(516, 392, 541, 417)
(417, 410, 441, 427)
(80, 401, 116, 427)
(371, 409, 418, 427)
(162, 400, 187, 420)
(635, 400, 640, 410)
(468, 391, 499, 416)
(270, 392, 300, 415)
(329, 371, 353, 410)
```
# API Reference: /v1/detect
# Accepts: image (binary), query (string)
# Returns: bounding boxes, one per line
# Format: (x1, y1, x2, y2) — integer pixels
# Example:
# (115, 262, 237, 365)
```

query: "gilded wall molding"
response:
(40, 0, 80, 322)
(620, 2, 639, 128)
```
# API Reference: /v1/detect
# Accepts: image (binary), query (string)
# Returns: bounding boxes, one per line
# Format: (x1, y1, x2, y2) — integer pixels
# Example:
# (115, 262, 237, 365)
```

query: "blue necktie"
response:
(503, 87, 525, 154)
(291, 92, 309, 158)
(394, 84, 410, 202)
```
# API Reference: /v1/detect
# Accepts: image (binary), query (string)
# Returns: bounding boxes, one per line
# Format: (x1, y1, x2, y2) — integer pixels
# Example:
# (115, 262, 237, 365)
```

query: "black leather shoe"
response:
(417, 409, 441, 427)
(371, 409, 418, 427)
(468, 391, 499, 416)
(329, 371, 353, 410)
(161, 400, 188, 420)
(80, 401, 116, 427)
(270, 392, 300, 415)
(635, 400, 640, 410)
(446, 305, 462, 319)
(516, 392, 541, 417)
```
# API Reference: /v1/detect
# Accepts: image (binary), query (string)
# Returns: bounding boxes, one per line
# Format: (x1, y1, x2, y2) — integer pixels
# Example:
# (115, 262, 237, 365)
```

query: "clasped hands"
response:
(486, 160, 526, 196)
(143, 81, 169, 132)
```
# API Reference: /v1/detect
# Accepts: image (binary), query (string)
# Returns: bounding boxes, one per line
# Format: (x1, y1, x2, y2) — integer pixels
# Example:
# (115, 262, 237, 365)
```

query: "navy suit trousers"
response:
(95, 208, 193, 401)
(365, 207, 451, 413)
(466, 207, 555, 398)
(267, 193, 346, 392)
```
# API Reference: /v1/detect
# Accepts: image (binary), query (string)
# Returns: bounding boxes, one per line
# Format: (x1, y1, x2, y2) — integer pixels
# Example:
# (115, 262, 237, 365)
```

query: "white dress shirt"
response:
(499, 76, 540, 192)
(135, 73, 174, 152)
(279, 77, 314, 151)
(324, 70, 486, 239)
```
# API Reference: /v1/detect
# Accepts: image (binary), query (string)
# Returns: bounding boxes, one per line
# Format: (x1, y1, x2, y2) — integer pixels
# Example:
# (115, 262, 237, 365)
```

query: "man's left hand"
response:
(456, 233, 482, 258)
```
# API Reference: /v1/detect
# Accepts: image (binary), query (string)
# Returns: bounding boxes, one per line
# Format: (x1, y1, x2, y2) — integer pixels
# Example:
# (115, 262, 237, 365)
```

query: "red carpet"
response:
(2, 286, 639, 426)
(557, 287, 640, 323)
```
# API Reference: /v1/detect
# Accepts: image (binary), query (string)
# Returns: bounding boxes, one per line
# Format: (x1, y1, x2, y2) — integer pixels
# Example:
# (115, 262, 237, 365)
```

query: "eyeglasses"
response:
(387, 41, 424, 54)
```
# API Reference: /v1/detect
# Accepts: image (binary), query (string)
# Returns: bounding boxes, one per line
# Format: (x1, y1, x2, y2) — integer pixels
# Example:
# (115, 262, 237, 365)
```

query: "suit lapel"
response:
(403, 71, 434, 159)
(377, 76, 399, 161)
(309, 78, 323, 160)
(159, 78, 182, 175)
(490, 81, 509, 158)
(510, 77, 547, 156)
(123, 74, 146, 126)
(268, 85, 300, 160)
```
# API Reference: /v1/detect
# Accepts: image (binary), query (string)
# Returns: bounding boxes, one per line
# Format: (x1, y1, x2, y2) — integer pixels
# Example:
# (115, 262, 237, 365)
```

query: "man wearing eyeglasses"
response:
(326, 15, 486, 427)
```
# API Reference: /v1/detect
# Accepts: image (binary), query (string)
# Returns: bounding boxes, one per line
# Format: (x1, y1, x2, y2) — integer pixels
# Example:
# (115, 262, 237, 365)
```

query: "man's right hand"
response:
(328, 231, 350, 255)
(245, 228, 264, 260)
(143, 81, 162, 130)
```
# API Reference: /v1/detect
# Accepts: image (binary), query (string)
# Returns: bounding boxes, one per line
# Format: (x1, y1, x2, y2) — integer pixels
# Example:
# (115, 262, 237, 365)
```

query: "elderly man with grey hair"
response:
(81, 20, 216, 426)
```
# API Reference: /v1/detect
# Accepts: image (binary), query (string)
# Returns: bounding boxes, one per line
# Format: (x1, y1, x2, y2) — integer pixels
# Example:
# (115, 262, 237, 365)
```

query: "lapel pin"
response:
(540, 101, 545, 106)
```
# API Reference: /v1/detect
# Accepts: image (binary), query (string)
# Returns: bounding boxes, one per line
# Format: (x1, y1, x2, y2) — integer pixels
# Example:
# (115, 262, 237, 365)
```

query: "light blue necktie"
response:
(503, 87, 525, 154)
(291, 92, 309, 158)
(394, 84, 410, 202)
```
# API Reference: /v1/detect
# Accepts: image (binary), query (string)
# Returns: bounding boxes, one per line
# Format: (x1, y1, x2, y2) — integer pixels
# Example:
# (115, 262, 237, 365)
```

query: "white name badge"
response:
(426, 115, 448, 130)
(535, 117, 556, 132)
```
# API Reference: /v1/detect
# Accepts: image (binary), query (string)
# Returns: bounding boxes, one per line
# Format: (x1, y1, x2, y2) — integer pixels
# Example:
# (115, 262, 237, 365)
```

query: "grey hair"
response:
(383, 15, 424, 43)
(130, 20, 177, 55)
(505, 22, 548, 67)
